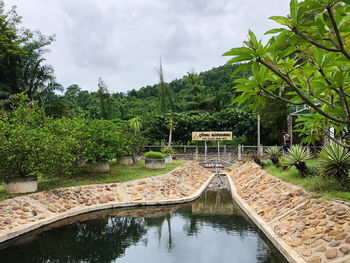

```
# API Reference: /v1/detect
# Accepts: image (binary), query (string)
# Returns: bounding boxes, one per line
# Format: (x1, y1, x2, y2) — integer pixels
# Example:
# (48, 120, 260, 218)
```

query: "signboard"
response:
(192, 131, 232, 141)
(202, 163, 224, 168)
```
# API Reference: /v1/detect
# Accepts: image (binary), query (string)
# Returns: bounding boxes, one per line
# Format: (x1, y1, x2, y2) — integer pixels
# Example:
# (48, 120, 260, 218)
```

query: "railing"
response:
(144, 145, 322, 160)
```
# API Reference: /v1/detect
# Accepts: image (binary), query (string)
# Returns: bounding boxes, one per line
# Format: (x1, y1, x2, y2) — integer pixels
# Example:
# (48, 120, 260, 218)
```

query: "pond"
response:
(0, 185, 287, 263)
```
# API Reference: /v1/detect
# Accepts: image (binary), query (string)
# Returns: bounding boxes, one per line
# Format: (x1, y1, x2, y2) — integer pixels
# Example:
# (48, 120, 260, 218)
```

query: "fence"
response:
(144, 145, 322, 160)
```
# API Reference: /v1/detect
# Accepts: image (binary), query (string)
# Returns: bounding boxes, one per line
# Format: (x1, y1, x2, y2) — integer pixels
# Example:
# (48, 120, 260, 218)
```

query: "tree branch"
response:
(258, 84, 304, 105)
(258, 58, 347, 124)
(294, 29, 340, 52)
(327, 6, 350, 61)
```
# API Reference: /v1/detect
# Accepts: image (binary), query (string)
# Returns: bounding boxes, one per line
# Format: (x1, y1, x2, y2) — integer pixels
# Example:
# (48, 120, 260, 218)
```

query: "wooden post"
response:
(184, 145, 186, 153)
(195, 145, 198, 160)
(224, 144, 226, 154)
(287, 114, 293, 145)
(204, 141, 207, 162)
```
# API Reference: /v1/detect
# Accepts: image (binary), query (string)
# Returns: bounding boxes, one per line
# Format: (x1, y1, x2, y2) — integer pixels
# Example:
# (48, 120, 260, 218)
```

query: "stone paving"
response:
(225, 162, 350, 263)
(0, 162, 213, 243)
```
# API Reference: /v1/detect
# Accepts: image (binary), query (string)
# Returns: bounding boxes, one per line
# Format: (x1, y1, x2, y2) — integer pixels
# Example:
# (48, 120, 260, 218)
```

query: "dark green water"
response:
(0, 189, 287, 263)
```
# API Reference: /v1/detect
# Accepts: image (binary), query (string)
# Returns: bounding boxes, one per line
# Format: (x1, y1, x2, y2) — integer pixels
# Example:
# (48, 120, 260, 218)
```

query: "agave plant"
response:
(264, 146, 281, 167)
(319, 143, 350, 183)
(281, 145, 312, 177)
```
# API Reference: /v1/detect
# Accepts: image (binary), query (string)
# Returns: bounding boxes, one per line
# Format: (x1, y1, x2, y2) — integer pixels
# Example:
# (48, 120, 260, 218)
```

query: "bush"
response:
(305, 175, 346, 192)
(281, 145, 312, 177)
(144, 151, 165, 159)
(161, 147, 174, 156)
(0, 98, 77, 180)
(319, 143, 350, 183)
(264, 146, 281, 166)
(82, 119, 127, 164)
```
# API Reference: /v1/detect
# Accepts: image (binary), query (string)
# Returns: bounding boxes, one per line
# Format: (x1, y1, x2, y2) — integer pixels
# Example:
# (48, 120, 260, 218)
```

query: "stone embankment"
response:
(225, 162, 350, 263)
(0, 162, 214, 243)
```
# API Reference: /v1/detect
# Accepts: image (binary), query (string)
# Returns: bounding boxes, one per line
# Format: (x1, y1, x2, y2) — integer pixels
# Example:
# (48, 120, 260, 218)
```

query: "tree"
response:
(98, 78, 110, 120)
(0, 1, 58, 109)
(157, 58, 174, 112)
(224, 0, 350, 146)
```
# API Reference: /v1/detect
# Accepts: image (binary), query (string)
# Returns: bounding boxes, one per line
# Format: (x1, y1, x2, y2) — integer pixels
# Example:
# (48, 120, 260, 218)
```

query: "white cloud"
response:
(4, 0, 290, 92)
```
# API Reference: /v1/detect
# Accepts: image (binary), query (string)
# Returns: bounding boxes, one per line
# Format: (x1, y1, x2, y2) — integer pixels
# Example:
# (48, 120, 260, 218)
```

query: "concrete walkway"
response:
(225, 162, 350, 263)
(0, 162, 214, 243)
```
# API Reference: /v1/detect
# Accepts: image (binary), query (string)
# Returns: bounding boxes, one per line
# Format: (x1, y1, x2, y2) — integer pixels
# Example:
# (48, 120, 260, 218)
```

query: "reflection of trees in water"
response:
(256, 237, 287, 263)
(0, 188, 285, 263)
(0, 217, 146, 263)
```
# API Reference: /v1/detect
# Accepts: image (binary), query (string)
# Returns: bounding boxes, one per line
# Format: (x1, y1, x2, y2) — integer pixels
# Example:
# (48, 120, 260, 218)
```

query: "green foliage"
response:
(281, 145, 312, 177)
(82, 119, 127, 163)
(0, 96, 77, 180)
(144, 151, 165, 159)
(161, 147, 174, 156)
(264, 146, 282, 166)
(319, 143, 350, 182)
(224, 0, 350, 145)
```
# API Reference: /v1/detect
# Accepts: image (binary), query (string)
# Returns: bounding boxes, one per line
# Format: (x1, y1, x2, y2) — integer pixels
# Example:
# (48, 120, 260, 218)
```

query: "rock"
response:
(31, 210, 37, 217)
(311, 220, 320, 227)
(326, 210, 335, 215)
(328, 230, 341, 236)
(346, 237, 350, 244)
(135, 187, 144, 191)
(325, 248, 338, 260)
(138, 181, 146, 185)
(52, 190, 62, 198)
(40, 199, 49, 205)
(73, 187, 81, 193)
(99, 196, 109, 204)
(340, 246, 349, 255)
(108, 195, 115, 201)
(48, 205, 57, 213)
(330, 241, 340, 247)
(308, 256, 321, 263)
(335, 233, 347, 241)
(301, 249, 312, 257)
(318, 214, 326, 219)
(64, 205, 71, 210)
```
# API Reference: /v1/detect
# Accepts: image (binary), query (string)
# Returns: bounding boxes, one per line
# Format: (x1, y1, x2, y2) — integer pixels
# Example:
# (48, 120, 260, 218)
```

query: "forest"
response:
(0, 1, 288, 147)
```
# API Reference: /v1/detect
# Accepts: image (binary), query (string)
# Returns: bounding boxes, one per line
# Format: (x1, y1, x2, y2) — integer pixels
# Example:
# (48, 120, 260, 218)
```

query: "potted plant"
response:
(161, 146, 174, 164)
(144, 151, 165, 169)
(82, 119, 126, 173)
(0, 96, 77, 193)
(120, 118, 145, 165)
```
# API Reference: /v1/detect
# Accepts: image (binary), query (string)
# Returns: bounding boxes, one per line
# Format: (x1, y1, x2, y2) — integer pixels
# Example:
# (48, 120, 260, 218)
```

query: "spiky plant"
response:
(281, 145, 312, 177)
(319, 143, 350, 183)
(264, 146, 281, 167)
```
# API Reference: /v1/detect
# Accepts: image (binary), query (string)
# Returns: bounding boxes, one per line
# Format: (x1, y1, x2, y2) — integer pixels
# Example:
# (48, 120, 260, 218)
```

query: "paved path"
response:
(0, 162, 214, 243)
(225, 162, 350, 263)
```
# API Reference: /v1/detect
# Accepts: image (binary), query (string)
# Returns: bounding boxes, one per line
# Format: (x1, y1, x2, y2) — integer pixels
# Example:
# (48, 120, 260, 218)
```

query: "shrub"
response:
(82, 119, 127, 164)
(161, 147, 174, 156)
(305, 175, 345, 192)
(0, 98, 76, 180)
(281, 145, 312, 177)
(264, 146, 281, 166)
(319, 143, 350, 183)
(144, 151, 165, 159)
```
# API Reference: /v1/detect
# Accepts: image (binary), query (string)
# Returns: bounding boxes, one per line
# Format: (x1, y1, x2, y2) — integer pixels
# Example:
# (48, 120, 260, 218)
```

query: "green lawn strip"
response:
(0, 160, 186, 202)
(264, 160, 350, 203)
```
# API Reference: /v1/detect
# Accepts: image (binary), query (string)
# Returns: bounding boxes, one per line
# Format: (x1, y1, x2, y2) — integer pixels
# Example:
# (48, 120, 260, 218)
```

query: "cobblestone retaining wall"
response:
(0, 162, 214, 244)
(225, 162, 350, 263)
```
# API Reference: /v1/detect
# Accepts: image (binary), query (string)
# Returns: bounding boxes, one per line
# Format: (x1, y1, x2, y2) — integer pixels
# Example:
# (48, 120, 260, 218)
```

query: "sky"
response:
(4, 0, 290, 93)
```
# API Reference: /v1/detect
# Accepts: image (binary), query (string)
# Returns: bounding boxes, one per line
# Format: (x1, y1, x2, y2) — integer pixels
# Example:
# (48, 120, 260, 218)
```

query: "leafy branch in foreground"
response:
(224, 0, 350, 145)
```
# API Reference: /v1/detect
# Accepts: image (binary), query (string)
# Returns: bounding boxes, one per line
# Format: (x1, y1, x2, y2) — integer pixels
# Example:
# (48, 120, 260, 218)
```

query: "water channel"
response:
(0, 176, 287, 263)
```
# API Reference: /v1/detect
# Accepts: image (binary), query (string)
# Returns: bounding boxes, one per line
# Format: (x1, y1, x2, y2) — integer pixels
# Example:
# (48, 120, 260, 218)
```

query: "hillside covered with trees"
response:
(0, 0, 288, 146)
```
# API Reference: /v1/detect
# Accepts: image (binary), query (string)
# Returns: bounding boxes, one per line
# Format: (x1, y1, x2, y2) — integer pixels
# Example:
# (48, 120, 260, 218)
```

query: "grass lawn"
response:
(264, 159, 350, 203)
(0, 160, 186, 202)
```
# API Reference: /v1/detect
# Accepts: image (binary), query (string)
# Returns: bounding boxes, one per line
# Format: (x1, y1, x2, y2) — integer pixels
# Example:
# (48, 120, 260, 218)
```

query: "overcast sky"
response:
(4, 0, 290, 93)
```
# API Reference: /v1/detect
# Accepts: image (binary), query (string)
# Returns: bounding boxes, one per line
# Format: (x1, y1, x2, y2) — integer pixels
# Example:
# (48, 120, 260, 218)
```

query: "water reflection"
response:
(0, 189, 287, 263)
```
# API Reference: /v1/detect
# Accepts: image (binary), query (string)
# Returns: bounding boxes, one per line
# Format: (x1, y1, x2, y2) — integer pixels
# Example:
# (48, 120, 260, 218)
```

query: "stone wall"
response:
(225, 162, 350, 263)
(0, 162, 214, 244)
